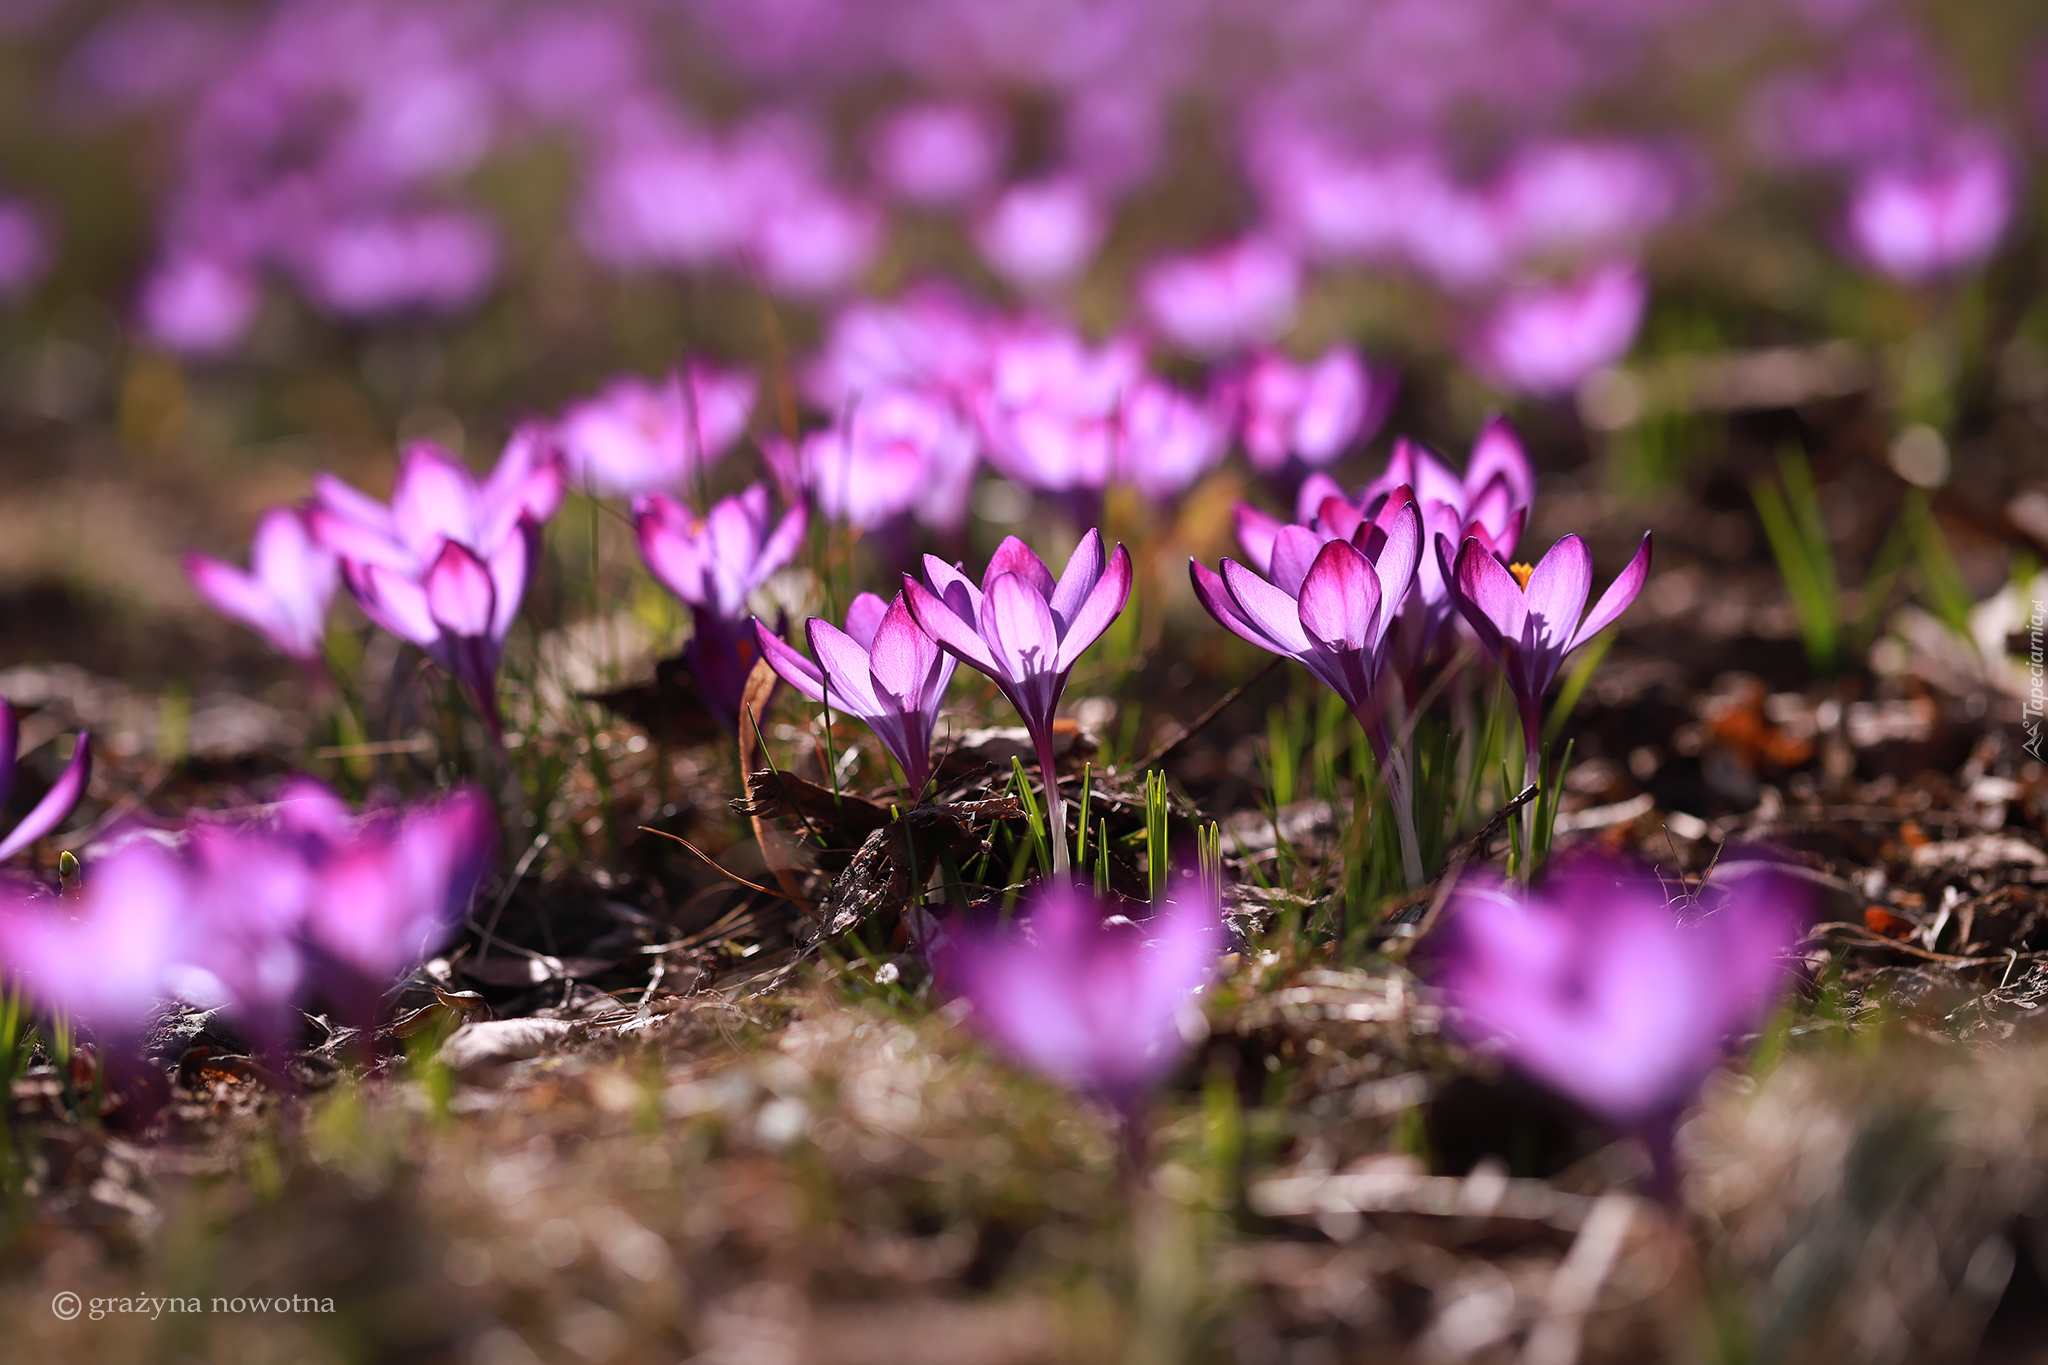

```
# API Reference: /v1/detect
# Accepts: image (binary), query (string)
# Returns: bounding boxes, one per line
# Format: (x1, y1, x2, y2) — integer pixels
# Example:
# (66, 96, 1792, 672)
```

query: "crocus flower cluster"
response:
(0, 698, 91, 862)
(1427, 853, 1808, 1192)
(308, 432, 564, 737)
(755, 593, 957, 800)
(935, 881, 1224, 1118)
(906, 531, 1133, 875)
(1198, 417, 1648, 886)
(0, 781, 495, 1058)
(634, 483, 808, 729)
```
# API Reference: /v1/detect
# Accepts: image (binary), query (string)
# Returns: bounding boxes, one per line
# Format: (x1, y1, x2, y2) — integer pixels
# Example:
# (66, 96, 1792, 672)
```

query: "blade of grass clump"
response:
(1145, 770, 1170, 903)
(1011, 755, 1051, 879)
(1905, 493, 1975, 640)
(1096, 818, 1111, 894)
(1076, 762, 1093, 871)
(1751, 446, 1840, 675)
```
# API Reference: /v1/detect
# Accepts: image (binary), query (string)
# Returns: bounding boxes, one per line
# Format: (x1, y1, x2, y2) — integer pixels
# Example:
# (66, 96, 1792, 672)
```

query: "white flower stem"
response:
(1037, 732, 1072, 880)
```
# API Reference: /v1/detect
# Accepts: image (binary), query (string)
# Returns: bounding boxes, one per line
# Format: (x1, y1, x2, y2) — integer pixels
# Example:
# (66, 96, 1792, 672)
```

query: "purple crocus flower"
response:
(1446, 527, 1651, 779)
(904, 531, 1133, 877)
(1428, 854, 1807, 1192)
(935, 880, 1223, 1117)
(184, 504, 339, 664)
(973, 176, 1106, 294)
(1845, 139, 2013, 284)
(868, 101, 1007, 208)
(974, 324, 1146, 496)
(634, 483, 808, 729)
(1109, 378, 1230, 503)
(1192, 494, 1427, 886)
(755, 591, 957, 798)
(138, 253, 260, 355)
(310, 430, 564, 736)
(1463, 262, 1647, 396)
(783, 387, 980, 534)
(0, 698, 90, 862)
(1138, 236, 1301, 358)
(1231, 345, 1395, 475)
(288, 209, 499, 320)
(557, 362, 757, 498)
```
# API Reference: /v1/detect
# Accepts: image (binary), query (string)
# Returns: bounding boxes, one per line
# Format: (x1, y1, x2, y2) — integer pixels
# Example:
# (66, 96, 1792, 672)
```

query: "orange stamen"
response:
(1508, 562, 1536, 590)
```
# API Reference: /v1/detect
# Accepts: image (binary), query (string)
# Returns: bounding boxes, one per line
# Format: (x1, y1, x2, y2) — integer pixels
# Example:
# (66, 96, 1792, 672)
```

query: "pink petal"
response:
(1296, 540, 1381, 653)
(1523, 535, 1593, 652)
(0, 729, 89, 860)
(984, 536, 1056, 599)
(1048, 528, 1105, 630)
(843, 593, 891, 651)
(1052, 543, 1133, 673)
(425, 542, 497, 639)
(903, 574, 999, 675)
(1221, 559, 1313, 655)
(1569, 532, 1651, 651)
(755, 620, 828, 705)
(806, 619, 886, 717)
(393, 443, 484, 559)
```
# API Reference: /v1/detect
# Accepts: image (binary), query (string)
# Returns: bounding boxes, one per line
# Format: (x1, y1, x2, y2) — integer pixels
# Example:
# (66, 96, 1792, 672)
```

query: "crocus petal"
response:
(980, 572, 1060, 700)
(1221, 559, 1313, 655)
(1234, 504, 1283, 574)
(1293, 472, 1347, 526)
(1569, 532, 1652, 651)
(1370, 499, 1423, 639)
(485, 518, 536, 644)
(305, 503, 412, 572)
(393, 443, 484, 558)
(754, 620, 829, 705)
(807, 618, 887, 717)
(1190, 559, 1274, 651)
(1047, 529, 1105, 631)
(346, 561, 442, 649)
(0, 730, 90, 861)
(1296, 540, 1381, 653)
(1052, 543, 1133, 673)
(903, 574, 1000, 675)
(184, 554, 283, 641)
(1451, 538, 1526, 652)
(1269, 525, 1327, 598)
(984, 535, 1056, 600)
(843, 593, 892, 651)
(754, 502, 811, 590)
(1523, 535, 1594, 652)
(425, 541, 498, 639)
(867, 596, 939, 705)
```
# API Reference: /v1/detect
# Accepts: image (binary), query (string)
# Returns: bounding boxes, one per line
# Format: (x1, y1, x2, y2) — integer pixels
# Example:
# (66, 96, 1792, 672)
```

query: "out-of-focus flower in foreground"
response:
(311, 431, 564, 736)
(755, 591, 956, 798)
(1845, 139, 2013, 284)
(0, 698, 90, 862)
(936, 880, 1224, 1116)
(184, 505, 338, 663)
(1446, 528, 1651, 768)
(558, 362, 757, 498)
(635, 483, 808, 728)
(1192, 493, 1427, 885)
(0, 782, 493, 1053)
(1463, 262, 1647, 396)
(905, 531, 1132, 876)
(1427, 853, 1807, 1191)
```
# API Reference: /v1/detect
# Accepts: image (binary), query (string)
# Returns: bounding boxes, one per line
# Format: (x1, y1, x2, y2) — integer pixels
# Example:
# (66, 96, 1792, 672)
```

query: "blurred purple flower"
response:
(289, 209, 498, 319)
(750, 188, 882, 298)
(803, 286, 996, 408)
(869, 101, 1007, 207)
(1464, 262, 1647, 396)
(580, 134, 750, 270)
(1111, 379, 1230, 501)
(1139, 237, 1301, 357)
(0, 196, 48, 298)
(558, 362, 758, 498)
(905, 531, 1132, 876)
(1447, 528, 1651, 769)
(635, 483, 808, 728)
(756, 591, 957, 797)
(311, 431, 563, 736)
(1428, 853, 1806, 1190)
(973, 177, 1106, 294)
(1231, 346, 1395, 474)
(1493, 139, 1686, 262)
(975, 324, 1147, 495)
(788, 388, 980, 533)
(0, 697, 90, 862)
(1846, 139, 2014, 284)
(184, 504, 339, 663)
(0, 781, 493, 1053)
(935, 880, 1223, 1114)
(1192, 492, 1426, 884)
(139, 254, 260, 355)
